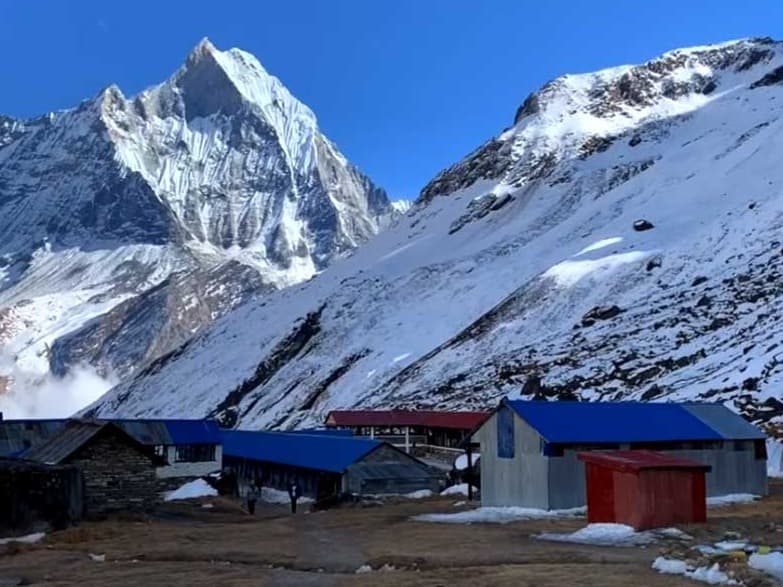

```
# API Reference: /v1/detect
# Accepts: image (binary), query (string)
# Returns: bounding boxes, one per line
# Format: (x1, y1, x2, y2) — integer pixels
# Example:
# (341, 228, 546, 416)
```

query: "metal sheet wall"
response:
(476, 410, 549, 508)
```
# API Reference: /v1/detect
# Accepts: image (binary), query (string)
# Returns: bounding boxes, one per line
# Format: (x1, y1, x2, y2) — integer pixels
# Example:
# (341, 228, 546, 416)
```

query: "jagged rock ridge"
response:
(0, 38, 391, 399)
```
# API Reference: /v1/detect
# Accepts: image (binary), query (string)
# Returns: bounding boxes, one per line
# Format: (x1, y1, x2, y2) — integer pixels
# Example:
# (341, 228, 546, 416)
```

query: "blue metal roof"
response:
(681, 404, 766, 440)
(504, 401, 737, 444)
(221, 430, 381, 474)
(0, 419, 221, 454)
(160, 420, 222, 445)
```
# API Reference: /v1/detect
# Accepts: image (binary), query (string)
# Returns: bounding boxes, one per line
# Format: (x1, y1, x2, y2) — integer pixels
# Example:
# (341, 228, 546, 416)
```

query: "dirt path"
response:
(3, 489, 783, 586)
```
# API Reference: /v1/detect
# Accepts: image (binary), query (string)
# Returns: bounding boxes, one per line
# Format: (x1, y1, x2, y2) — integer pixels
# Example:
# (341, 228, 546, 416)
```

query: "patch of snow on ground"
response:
(260, 486, 314, 505)
(653, 557, 735, 585)
(164, 479, 217, 501)
(405, 489, 434, 499)
(537, 523, 657, 547)
(657, 527, 693, 540)
(653, 558, 689, 575)
(413, 506, 584, 524)
(543, 251, 648, 287)
(354, 564, 398, 574)
(0, 532, 45, 545)
(749, 552, 783, 580)
(714, 540, 747, 551)
(440, 484, 477, 496)
(575, 237, 623, 256)
(707, 494, 759, 507)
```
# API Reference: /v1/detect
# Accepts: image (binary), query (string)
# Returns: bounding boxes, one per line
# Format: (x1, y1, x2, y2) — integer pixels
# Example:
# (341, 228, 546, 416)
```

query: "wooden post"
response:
(404, 426, 410, 453)
(467, 445, 474, 501)
(370, 426, 375, 439)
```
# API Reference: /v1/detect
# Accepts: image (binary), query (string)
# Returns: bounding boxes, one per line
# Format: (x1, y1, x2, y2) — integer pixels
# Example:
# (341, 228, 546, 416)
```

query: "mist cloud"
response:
(0, 354, 116, 419)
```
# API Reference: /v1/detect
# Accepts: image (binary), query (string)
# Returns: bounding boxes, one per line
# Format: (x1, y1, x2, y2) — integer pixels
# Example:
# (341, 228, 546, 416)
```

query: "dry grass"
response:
(1, 485, 782, 586)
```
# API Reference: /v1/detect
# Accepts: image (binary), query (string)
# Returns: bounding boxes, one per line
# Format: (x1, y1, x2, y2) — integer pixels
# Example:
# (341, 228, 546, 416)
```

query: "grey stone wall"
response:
(66, 429, 159, 516)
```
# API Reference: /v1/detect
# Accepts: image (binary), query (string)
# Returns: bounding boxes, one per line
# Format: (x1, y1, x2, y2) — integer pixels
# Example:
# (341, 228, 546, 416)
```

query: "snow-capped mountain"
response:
(0, 38, 391, 400)
(93, 37, 783, 436)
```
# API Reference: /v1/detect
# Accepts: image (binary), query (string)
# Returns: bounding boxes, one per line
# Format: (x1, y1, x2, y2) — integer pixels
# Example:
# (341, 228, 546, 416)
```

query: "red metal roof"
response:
(578, 450, 711, 473)
(325, 409, 490, 430)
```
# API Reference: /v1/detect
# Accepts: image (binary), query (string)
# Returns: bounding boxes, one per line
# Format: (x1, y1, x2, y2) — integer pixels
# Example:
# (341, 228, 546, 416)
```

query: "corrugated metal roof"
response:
(24, 422, 107, 464)
(0, 420, 67, 457)
(163, 420, 222, 444)
(325, 410, 490, 430)
(505, 401, 727, 443)
(0, 419, 220, 455)
(578, 450, 711, 472)
(221, 430, 381, 474)
(683, 404, 766, 440)
(112, 419, 221, 445)
(347, 462, 430, 479)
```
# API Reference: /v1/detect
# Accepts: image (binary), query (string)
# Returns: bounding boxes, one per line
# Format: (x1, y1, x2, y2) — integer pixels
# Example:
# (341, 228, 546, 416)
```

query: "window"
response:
(175, 444, 216, 463)
(497, 407, 515, 459)
(755, 439, 767, 460)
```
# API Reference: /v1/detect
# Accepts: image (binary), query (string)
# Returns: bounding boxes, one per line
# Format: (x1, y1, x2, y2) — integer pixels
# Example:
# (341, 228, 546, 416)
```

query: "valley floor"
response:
(3, 484, 783, 586)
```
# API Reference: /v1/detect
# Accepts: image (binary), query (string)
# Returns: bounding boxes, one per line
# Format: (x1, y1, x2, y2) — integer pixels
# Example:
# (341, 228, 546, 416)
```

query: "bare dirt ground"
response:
(2, 483, 783, 586)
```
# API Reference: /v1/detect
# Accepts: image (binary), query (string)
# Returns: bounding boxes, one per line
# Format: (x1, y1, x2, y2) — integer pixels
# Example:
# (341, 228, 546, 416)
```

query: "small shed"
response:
(25, 421, 161, 516)
(578, 450, 710, 530)
(221, 430, 441, 503)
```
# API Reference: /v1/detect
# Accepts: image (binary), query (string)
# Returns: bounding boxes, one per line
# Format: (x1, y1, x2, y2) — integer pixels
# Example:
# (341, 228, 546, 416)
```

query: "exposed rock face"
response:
(0, 39, 391, 390)
(92, 38, 783, 437)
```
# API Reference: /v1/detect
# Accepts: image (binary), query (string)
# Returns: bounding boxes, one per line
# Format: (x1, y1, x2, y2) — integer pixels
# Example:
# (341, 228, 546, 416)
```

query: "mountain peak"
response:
(168, 39, 316, 129)
(183, 37, 221, 71)
(513, 37, 780, 127)
(191, 36, 216, 56)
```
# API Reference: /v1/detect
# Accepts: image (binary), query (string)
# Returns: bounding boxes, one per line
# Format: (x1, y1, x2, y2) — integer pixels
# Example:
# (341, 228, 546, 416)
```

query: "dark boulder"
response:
(633, 219, 654, 232)
(646, 255, 662, 271)
(581, 305, 622, 326)
(742, 377, 759, 391)
(701, 80, 717, 95)
(691, 276, 708, 287)
(695, 295, 712, 308)
(707, 317, 731, 331)
(521, 375, 543, 398)
(750, 65, 783, 89)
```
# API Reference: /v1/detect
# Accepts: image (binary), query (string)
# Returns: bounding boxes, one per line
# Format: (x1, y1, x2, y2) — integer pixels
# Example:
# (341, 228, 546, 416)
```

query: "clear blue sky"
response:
(2, 1, 783, 199)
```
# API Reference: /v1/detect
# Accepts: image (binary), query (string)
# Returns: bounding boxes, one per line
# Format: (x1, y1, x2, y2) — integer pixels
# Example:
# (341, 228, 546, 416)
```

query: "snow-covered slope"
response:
(0, 39, 390, 404)
(94, 38, 783, 435)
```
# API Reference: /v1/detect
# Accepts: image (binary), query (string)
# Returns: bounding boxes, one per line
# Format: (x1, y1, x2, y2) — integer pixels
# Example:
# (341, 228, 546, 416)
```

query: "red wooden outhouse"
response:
(577, 450, 711, 530)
